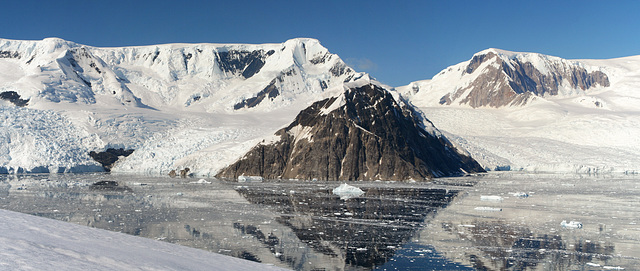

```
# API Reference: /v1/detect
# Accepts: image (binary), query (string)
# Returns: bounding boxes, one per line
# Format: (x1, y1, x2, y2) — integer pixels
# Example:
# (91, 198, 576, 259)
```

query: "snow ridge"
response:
(0, 37, 366, 174)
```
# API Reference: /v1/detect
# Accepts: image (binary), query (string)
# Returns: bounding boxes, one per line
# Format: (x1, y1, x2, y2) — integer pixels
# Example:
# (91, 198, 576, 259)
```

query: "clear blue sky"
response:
(2, 0, 639, 86)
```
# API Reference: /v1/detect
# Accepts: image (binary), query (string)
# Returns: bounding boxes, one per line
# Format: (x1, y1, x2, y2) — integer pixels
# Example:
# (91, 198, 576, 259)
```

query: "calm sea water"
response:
(1, 172, 638, 270)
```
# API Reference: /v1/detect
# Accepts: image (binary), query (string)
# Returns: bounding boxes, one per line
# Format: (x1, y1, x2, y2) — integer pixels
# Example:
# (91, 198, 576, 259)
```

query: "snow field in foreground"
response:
(0, 209, 288, 270)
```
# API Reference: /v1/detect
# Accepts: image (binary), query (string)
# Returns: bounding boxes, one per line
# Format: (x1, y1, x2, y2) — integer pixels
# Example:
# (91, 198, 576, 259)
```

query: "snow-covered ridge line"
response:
(1, 37, 367, 174)
(400, 48, 611, 109)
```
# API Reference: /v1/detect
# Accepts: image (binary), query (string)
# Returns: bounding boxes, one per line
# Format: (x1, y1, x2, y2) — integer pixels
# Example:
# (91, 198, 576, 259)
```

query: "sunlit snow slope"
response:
(0, 37, 364, 174)
(398, 49, 640, 173)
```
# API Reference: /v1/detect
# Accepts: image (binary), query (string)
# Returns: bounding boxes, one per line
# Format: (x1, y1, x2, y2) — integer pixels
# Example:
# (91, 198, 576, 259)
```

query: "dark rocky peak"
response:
(217, 83, 484, 181)
(465, 52, 497, 74)
(442, 49, 610, 108)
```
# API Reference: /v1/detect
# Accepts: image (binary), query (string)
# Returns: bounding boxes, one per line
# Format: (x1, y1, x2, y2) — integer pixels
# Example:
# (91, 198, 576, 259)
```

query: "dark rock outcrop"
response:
(217, 83, 484, 181)
(0, 91, 29, 107)
(233, 79, 280, 110)
(441, 51, 610, 108)
(216, 50, 271, 79)
(0, 50, 20, 59)
(89, 148, 134, 171)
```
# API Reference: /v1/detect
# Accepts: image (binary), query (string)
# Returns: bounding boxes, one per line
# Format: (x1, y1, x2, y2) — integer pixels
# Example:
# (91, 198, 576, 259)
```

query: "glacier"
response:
(398, 49, 640, 174)
(0, 37, 364, 175)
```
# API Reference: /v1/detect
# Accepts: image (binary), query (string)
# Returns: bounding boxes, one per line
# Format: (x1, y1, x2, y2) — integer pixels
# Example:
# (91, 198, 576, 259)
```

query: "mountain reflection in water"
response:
(0, 174, 465, 270)
(235, 185, 458, 268)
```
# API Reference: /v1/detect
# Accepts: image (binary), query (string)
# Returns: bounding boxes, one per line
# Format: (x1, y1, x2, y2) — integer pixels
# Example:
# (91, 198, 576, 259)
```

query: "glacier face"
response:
(0, 37, 365, 174)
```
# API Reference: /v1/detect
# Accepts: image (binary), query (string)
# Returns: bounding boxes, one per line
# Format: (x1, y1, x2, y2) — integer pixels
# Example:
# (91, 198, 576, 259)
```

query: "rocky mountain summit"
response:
(402, 49, 610, 108)
(217, 82, 484, 181)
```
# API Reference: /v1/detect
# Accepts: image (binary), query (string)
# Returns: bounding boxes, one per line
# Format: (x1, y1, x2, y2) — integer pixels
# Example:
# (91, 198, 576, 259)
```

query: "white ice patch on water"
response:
(237, 176, 264, 182)
(474, 207, 502, 212)
(480, 195, 504, 202)
(560, 220, 583, 229)
(332, 183, 364, 200)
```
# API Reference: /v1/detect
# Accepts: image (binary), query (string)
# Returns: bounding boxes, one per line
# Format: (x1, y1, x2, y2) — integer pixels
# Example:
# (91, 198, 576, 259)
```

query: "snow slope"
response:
(0, 37, 364, 174)
(399, 50, 640, 173)
(0, 209, 287, 270)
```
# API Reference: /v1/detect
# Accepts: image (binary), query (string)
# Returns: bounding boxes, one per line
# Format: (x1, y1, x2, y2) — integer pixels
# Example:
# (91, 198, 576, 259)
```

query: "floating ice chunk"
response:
(561, 220, 583, 229)
(512, 192, 529, 198)
(474, 207, 502, 212)
(190, 179, 212, 184)
(332, 183, 364, 200)
(480, 195, 504, 202)
(603, 266, 625, 270)
(237, 176, 264, 182)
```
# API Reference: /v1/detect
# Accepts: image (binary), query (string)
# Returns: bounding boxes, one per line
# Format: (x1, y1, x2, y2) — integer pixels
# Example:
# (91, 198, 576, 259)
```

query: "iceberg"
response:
(480, 195, 504, 202)
(561, 220, 583, 229)
(512, 192, 529, 198)
(237, 176, 264, 182)
(332, 183, 364, 200)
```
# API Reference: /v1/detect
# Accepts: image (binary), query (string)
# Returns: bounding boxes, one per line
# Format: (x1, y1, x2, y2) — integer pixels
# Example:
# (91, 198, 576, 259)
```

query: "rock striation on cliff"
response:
(217, 83, 484, 181)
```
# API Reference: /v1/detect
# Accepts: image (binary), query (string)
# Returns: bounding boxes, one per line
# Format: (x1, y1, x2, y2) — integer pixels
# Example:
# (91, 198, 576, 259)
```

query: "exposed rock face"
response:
(89, 148, 134, 171)
(217, 83, 484, 181)
(0, 91, 29, 107)
(234, 79, 280, 109)
(215, 49, 274, 79)
(438, 50, 610, 108)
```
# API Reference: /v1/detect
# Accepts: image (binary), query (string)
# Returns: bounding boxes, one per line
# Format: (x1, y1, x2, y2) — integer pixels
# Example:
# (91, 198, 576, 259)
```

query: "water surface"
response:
(1, 172, 638, 270)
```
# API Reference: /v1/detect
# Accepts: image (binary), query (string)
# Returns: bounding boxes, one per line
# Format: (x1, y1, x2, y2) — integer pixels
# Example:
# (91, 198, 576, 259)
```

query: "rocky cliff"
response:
(217, 83, 484, 181)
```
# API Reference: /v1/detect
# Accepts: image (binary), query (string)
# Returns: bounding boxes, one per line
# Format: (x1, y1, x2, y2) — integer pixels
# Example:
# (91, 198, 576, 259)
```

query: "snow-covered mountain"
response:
(0, 37, 362, 111)
(0, 37, 365, 174)
(3, 37, 639, 176)
(401, 48, 610, 108)
(399, 49, 640, 173)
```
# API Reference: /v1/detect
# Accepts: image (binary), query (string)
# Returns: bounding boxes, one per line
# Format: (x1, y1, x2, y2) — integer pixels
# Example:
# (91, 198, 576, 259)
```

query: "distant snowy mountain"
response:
(0, 37, 365, 174)
(399, 49, 640, 173)
(401, 48, 610, 108)
(0, 37, 362, 111)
